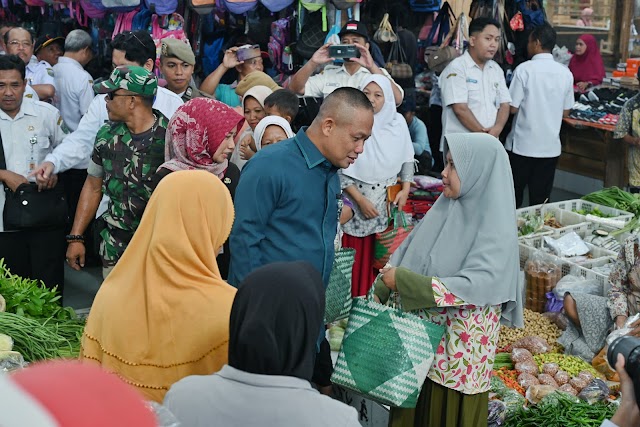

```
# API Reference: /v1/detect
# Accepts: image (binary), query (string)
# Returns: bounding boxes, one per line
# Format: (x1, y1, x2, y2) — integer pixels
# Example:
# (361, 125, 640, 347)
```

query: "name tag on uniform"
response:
(325, 82, 340, 88)
(466, 78, 478, 84)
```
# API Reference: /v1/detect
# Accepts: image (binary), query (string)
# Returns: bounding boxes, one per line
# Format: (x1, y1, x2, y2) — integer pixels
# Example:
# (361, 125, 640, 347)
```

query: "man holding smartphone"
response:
(289, 21, 404, 106)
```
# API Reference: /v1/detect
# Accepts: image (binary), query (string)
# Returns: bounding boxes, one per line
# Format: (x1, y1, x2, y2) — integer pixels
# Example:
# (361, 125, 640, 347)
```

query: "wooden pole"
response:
(619, 0, 635, 62)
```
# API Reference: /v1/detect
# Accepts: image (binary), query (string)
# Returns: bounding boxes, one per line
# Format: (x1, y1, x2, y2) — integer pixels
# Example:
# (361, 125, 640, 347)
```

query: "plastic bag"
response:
(526, 384, 557, 404)
(558, 384, 578, 396)
(554, 370, 570, 385)
(542, 312, 569, 330)
(606, 313, 640, 346)
(515, 361, 539, 376)
(554, 274, 603, 298)
(569, 377, 588, 392)
(525, 253, 562, 313)
(552, 45, 572, 66)
(578, 371, 595, 383)
(545, 292, 564, 313)
(577, 379, 609, 404)
(488, 400, 507, 426)
(538, 373, 559, 387)
(513, 336, 551, 355)
(0, 351, 26, 372)
(544, 232, 589, 257)
(542, 362, 560, 376)
(517, 373, 540, 388)
(511, 348, 534, 363)
(592, 346, 619, 382)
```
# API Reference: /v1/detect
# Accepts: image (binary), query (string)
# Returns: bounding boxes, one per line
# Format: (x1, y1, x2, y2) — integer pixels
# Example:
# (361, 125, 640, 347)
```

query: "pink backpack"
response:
(112, 9, 139, 38)
(151, 13, 189, 73)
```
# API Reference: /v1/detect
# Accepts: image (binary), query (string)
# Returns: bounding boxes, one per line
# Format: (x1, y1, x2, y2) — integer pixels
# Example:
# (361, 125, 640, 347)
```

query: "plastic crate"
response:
(552, 225, 627, 253)
(546, 199, 634, 226)
(519, 236, 616, 268)
(517, 205, 591, 238)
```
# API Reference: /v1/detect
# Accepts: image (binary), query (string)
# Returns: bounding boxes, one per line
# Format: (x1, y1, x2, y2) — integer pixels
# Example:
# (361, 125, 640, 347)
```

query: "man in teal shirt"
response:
(229, 87, 374, 286)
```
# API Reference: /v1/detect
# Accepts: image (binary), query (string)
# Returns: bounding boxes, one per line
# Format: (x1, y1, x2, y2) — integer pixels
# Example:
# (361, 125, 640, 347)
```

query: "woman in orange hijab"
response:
(80, 170, 237, 402)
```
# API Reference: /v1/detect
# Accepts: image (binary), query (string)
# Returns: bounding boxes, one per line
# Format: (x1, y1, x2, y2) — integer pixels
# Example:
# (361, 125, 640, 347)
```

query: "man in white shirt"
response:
(506, 23, 574, 207)
(439, 17, 511, 151)
(4, 27, 56, 101)
(289, 20, 404, 106)
(53, 30, 94, 132)
(0, 55, 70, 291)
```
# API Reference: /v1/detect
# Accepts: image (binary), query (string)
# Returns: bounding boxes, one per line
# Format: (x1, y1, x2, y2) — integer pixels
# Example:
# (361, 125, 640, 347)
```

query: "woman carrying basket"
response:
(374, 133, 524, 427)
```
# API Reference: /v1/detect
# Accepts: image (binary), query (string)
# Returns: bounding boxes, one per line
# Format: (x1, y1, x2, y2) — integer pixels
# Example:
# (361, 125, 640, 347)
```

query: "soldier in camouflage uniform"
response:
(159, 38, 212, 103)
(66, 65, 169, 279)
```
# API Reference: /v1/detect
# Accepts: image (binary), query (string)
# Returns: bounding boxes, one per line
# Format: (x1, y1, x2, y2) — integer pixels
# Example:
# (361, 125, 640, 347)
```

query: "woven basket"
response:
(324, 248, 356, 324)
(331, 287, 445, 408)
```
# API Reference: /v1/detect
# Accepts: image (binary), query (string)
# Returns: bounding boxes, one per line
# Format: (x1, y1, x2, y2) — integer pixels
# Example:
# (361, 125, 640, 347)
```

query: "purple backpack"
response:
(260, 0, 292, 13)
(268, 17, 292, 75)
(80, 0, 108, 18)
(219, 0, 258, 14)
(144, 0, 178, 15)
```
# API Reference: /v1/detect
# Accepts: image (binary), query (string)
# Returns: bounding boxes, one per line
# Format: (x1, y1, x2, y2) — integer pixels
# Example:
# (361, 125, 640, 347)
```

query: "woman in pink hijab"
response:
(569, 34, 606, 91)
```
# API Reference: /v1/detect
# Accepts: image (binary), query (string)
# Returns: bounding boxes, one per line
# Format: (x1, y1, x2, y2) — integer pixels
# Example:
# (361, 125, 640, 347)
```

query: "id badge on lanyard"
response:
(28, 135, 37, 173)
(494, 82, 501, 109)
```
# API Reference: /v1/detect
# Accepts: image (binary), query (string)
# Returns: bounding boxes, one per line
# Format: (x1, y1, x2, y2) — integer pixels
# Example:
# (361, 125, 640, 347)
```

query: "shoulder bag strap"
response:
(0, 130, 6, 171)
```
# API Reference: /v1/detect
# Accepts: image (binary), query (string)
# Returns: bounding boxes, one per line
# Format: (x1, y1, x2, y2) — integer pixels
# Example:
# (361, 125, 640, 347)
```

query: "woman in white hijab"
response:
(374, 133, 523, 427)
(230, 85, 273, 170)
(340, 75, 415, 297)
(253, 116, 294, 151)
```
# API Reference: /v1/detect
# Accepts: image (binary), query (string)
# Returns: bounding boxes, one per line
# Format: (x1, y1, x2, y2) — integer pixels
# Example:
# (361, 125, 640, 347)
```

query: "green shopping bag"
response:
(373, 207, 413, 270)
(324, 248, 356, 324)
(330, 285, 445, 408)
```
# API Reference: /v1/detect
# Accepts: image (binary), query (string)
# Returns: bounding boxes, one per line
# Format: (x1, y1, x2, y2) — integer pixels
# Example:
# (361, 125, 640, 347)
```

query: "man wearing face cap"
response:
(35, 34, 64, 67)
(289, 20, 404, 106)
(159, 38, 212, 103)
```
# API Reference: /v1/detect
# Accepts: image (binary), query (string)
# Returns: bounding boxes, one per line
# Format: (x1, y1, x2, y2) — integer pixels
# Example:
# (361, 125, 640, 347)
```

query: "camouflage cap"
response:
(160, 38, 195, 65)
(94, 65, 157, 97)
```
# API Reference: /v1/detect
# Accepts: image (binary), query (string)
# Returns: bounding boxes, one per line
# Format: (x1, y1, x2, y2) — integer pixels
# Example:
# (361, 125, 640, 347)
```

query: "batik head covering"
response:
(160, 98, 245, 179)
(569, 34, 605, 86)
(229, 261, 324, 381)
(389, 133, 524, 328)
(80, 171, 237, 402)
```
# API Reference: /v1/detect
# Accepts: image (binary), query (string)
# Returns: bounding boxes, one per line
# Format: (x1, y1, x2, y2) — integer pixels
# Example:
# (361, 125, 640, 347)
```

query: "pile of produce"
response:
(0, 260, 84, 365)
(533, 353, 602, 380)
(574, 207, 612, 218)
(518, 212, 544, 237)
(505, 390, 616, 427)
(498, 309, 563, 352)
(544, 213, 563, 229)
(583, 187, 640, 235)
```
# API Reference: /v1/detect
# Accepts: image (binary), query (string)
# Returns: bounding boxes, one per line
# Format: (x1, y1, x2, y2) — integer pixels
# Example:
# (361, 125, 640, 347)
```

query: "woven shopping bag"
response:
(331, 286, 445, 408)
(373, 208, 414, 271)
(324, 248, 356, 324)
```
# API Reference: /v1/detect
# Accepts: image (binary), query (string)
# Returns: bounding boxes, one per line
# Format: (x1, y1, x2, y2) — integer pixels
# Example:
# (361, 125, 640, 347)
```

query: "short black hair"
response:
(0, 54, 26, 79)
(529, 23, 557, 52)
(111, 31, 156, 69)
(317, 87, 373, 124)
(264, 89, 299, 120)
(139, 95, 154, 108)
(4, 27, 34, 48)
(469, 17, 501, 36)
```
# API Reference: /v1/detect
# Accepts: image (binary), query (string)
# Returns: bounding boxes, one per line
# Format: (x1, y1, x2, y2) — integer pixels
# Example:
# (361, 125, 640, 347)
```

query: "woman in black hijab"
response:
(163, 261, 360, 427)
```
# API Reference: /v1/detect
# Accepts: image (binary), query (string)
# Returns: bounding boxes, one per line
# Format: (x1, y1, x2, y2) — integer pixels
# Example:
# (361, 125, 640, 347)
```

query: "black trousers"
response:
(508, 151, 559, 208)
(427, 105, 444, 173)
(0, 227, 66, 294)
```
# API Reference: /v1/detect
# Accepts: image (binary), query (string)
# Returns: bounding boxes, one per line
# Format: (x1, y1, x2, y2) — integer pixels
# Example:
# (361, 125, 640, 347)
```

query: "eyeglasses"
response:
(8, 40, 32, 48)
(120, 31, 146, 49)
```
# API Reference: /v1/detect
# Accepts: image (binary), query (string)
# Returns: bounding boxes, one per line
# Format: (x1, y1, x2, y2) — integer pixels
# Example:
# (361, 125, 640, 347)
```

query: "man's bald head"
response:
(307, 87, 374, 169)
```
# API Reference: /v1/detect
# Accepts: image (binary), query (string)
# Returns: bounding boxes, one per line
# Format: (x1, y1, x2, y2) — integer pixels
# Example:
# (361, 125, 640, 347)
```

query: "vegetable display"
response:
(498, 309, 563, 351)
(532, 353, 602, 379)
(582, 188, 640, 235)
(505, 391, 616, 427)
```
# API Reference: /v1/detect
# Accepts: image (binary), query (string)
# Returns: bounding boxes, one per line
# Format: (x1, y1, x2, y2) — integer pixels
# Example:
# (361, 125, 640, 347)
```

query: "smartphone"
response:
(236, 45, 260, 62)
(329, 44, 360, 59)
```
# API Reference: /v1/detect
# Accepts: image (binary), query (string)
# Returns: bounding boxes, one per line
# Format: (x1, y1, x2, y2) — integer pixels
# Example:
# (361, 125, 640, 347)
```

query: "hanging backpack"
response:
(260, 0, 292, 13)
(151, 13, 189, 72)
(268, 17, 293, 75)
(144, 0, 177, 15)
(101, 0, 140, 13)
(408, 0, 439, 13)
(299, 0, 327, 32)
(80, 0, 108, 18)
(296, 10, 328, 60)
(112, 10, 138, 37)
(132, 6, 152, 30)
(219, 0, 257, 14)
(517, 0, 546, 29)
(202, 31, 227, 75)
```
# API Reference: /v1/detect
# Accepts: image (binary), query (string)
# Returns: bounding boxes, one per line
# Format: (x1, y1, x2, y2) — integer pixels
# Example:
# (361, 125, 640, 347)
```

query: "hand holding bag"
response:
(0, 134, 68, 231)
(330, 285, 445, 407)
(373, 207, 414, 270)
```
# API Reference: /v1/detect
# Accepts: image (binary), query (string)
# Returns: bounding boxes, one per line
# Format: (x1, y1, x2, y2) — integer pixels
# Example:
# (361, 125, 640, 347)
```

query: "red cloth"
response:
(10, 361, 157, 427)
(342, 233, 377, 297)
(569, 34, 605, 86)
(161, 98, 245, 178)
